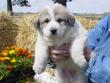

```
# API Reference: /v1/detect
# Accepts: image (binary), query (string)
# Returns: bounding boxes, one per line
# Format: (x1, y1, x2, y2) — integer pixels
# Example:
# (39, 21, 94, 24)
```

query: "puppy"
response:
(33, 4, 87, 83)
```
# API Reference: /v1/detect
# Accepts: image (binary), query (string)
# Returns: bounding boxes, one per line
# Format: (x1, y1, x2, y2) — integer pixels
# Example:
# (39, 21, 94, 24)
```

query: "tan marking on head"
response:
(34, 8, 51, 30)
(38, 8, 50, 23)
(53, 4, 75, 26)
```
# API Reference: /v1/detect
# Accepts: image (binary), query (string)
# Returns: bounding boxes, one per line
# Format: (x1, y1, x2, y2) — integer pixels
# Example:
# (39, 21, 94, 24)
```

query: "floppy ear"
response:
(34, 17, 40, 30)
(67, 14, 75, 27)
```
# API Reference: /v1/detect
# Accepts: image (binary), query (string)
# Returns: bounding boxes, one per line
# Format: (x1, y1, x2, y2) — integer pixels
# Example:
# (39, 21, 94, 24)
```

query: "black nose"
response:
(50, 29, 57, 35)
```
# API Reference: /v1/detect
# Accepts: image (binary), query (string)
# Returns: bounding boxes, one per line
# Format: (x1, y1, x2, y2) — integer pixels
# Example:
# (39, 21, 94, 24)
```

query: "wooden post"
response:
(7, 0, 13, 15)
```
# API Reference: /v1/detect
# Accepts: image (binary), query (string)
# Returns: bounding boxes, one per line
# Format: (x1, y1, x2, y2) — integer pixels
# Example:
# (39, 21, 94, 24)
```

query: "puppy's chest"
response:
(57, 59, 80, 78)
(47, 40, 71, 47)
(57, 58, 79, 71)
(46, 35, 74, 46)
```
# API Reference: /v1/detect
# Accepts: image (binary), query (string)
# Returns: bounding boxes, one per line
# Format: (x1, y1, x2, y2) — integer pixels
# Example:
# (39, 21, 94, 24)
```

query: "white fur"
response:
(33, 4, 88, 83)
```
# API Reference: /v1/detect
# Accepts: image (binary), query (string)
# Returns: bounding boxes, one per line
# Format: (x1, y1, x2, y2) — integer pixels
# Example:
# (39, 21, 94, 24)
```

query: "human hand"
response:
(49, 44, 70, 63)
(84, 47, 92, 62)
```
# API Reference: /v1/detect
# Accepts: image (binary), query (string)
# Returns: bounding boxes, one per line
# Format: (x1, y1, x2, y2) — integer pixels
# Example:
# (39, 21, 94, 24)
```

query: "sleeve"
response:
(87, 15, 110, 50)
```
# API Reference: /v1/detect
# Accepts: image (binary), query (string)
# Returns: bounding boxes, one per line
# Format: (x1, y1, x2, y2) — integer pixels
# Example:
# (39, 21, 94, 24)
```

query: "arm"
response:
(85, 15, 110, 61)
(49, 44, 92, 64)
(87, 15, 110, 50)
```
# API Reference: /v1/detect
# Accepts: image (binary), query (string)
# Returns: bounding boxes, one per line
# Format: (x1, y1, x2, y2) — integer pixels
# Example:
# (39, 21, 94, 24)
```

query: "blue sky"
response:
(0, 0, 110, 13)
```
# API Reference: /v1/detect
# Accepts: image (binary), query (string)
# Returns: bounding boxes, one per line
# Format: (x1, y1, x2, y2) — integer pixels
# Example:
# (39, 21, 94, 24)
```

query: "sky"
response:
(0, 0, 110, 14)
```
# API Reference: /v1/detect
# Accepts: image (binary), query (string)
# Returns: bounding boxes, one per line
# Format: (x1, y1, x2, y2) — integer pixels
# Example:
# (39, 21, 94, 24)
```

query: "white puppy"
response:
(33, 4, 88, 83)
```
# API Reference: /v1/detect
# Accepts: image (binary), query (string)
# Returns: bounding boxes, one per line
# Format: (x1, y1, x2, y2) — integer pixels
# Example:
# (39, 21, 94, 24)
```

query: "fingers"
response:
(50, 50, 69, 56)
(49, 49, 69, 63)
(49, 44, 70, 55)
(50, 54, 69, 63)
(84, 47, 92, 62)
(48, 43, 71, 63)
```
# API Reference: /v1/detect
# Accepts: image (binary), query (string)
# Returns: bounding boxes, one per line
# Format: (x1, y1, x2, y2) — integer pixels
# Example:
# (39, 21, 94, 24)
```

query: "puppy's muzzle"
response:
(50, 28, 57, 35)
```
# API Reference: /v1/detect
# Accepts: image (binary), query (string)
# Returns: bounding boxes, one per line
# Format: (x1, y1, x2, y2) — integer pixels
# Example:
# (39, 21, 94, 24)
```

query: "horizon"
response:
(0, 0, 110, 14)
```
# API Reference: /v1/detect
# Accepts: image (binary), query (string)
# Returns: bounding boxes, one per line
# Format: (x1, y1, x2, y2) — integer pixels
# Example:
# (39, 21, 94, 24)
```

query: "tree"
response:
(52, 0, 72, 7)
(7, 0, 30, 15)
(12, 0, 31, 7)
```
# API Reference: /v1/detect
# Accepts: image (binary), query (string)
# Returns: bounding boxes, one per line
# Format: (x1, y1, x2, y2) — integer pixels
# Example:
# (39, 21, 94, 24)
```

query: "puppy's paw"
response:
(73, 57, 87, 68)
(77, 60, 86, 68)
(33, 64, 37, 71)
(33, 65, 45, 74)
(36, 67, 45, 74)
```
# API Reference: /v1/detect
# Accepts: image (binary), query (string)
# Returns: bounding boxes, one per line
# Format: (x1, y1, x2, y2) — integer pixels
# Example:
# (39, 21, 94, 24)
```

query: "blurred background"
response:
(0, 0, 110, 83)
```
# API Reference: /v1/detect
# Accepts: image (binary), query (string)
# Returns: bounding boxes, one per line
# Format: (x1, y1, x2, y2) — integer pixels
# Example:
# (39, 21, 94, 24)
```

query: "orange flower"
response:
(15, 48, 20, 51)
(1, 50, 8, 56)
(7, 64, 13, 71)
(0, 57, 5, 62)
(21, 50, 27, 55)
(1, 52, 8, 56)
(16, 51, 20, 56)
(27, 55, 33, 59)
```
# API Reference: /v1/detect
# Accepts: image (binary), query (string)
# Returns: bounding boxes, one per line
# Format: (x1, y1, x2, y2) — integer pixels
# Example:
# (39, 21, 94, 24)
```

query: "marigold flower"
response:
(15, 48, 20, 51)
(0, 57, 5, 62)
(4, 57, 11, 60)
(9, 50, 15, 55)
(7, 64, 13, 71)
(27, 55, 33, 59)
(16, 51, 21, 56)
(1, 52, 8, 56)
(11, 58, 16, 63)
(1, 50, 8, 56)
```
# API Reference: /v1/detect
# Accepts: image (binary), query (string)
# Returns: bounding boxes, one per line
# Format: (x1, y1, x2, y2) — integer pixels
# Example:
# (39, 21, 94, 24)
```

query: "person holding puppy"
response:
(49, 15, 110, 83)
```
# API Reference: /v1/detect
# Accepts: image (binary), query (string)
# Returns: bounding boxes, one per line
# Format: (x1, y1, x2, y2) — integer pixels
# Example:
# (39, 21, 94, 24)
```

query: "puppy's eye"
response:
(44, 19, 49, 23)
(57, 18, 63, 23)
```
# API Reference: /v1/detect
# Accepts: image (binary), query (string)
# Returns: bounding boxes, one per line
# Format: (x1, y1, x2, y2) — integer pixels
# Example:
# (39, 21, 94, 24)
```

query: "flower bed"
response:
(0, 67, 34, 83)
(0, 46, 34, 82)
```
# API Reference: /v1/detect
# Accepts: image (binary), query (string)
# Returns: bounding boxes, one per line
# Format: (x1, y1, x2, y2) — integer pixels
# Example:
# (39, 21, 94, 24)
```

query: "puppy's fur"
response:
(33, 4, 87, 83)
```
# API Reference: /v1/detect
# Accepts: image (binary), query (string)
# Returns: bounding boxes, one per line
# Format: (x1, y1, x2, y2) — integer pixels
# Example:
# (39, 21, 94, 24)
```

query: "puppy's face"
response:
(35, 4, 75, 40)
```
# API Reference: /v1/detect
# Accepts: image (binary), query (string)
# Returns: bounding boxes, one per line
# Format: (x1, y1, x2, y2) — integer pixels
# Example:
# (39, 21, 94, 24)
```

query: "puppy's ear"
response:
(68, 15, 75, 27)
(34, 17, 40, 30)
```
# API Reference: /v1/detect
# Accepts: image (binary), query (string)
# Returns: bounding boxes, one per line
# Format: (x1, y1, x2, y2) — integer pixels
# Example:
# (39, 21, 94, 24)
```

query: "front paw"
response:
(33, 65, 37, 71)
(74, 57, 86, 68)
(33, 65, 45, 74)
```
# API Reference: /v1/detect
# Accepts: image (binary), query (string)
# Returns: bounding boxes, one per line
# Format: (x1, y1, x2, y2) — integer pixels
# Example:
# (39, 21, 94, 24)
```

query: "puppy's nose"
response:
(50, 29, 57, 35)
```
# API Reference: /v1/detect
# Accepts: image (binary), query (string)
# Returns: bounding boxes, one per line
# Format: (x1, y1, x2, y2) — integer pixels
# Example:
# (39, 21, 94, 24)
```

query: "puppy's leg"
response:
(71, 35, 87, 68)
(33, 36, 48, 74)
